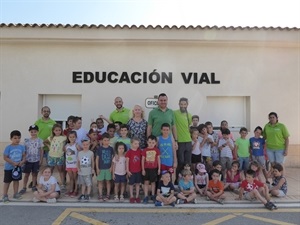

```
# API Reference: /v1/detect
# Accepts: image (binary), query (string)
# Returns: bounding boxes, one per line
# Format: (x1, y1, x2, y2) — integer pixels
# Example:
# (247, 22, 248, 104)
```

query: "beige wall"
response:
(0, 26, 299, 155)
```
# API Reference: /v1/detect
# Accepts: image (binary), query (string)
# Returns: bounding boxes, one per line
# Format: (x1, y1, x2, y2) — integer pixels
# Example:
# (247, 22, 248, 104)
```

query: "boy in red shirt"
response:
(236, 169, 277, 210)
(142, 135, 161, 204)
(207, 169, 225, 204)
(126, 137, 142, 203)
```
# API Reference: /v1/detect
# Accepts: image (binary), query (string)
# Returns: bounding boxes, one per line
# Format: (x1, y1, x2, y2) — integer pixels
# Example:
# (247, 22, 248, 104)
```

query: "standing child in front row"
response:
(112, 142, 127, 202)
(142, 135, 161, 204)
(206, 169, 225, 204)
(177, 169, 197, 204)
(77, 139, 94, 202)
(126, 137, 142, 203)
(19, 125, 44, 195)
(158, 123, 177, 183)
(33, 166, 60, 203)
(2, 130, 26, 202)
(44, 124, 67, 189)
(205, 121, 219, 161)
(237, 169, 277, 210)
(64, 131, 80, 197)
(155, 171, 176, 207)
(96, 133, 114, 202)
(235, 127, 250, 173)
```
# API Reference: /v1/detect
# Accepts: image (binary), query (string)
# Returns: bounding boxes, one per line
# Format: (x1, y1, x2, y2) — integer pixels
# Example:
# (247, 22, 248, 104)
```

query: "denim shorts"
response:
(48, 156, 64, 167)
(267, 149, 285, 164)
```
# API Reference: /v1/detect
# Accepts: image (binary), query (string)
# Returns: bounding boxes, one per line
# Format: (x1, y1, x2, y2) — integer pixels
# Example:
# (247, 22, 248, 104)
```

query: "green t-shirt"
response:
(174, 110, 192, 142)
(34, 118, 56, 140)
(148, 107, 175, 137)
(109, 107, 130, 124)
(263, 122, 289, 150)
(235, 137, 250, 157)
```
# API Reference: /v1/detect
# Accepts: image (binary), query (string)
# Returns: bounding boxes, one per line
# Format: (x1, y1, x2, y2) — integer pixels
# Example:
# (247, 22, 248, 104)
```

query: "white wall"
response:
(0, 26, 299, 144)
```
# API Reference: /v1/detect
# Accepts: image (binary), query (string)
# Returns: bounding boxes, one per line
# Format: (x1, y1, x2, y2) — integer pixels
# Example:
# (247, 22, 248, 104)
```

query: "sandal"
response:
(98, 195, 104, 202)
(104, 195, 110, 201)
(114, 195, 119, 202)
(119, 195, 124, 202)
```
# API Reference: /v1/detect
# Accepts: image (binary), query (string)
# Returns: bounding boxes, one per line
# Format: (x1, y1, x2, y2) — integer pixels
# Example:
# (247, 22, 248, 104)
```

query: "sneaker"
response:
(217, 199, 224, 205)
(28, 181, 33, 188)
(84, 195, 90, 202)
(176, 199, 185, 204)
(155, 201, 163, 207)
(32, 197, 40, 203)
(104, 195, 110, 201)
(78, 194, 85, 202)
(270, 201, 278, 210)
(130, 197, 135, 203)
(150, 195, 156, 202)
(31, 186, 38, 192)
(65, 191, 73, 197)
(193, 198, 197, 204)
(47, 198, 57, 203)
(135, 197, 141, 203)
(2, 195, 9, 203)
(265, 202, 273, 210)
(18, 188, 27, 195)
(143, 196, 149, 204)
(206, 196, 210, 201)
(119, 195, 125, 202)
(114, 195, 119, 202)
(170, 202, 176, 207)
(13, 193, 22, 200)
(70, 192, 78, 198)
(60, 185, 66, 190)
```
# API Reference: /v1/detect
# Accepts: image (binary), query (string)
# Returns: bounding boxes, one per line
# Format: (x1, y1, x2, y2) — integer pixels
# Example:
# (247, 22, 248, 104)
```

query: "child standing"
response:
(112, 142, 127, 202)
(237, 169, 277, 210)
(77, 139, 94, 202)
(177, 169, 197, 204)
(158, 123, 177, 183)
(206, 169, 225, 204)
(269, 163, 287, 197)
(116, 124, 131, 151)
(33, 166, 60, 203)
(96, 133, 114, 202)
(142, 135, 161, 203)
(249, 126, 268, 182)
(64, 131, 80, 197)
(198, 124, 214, 170)
(107, 124, 118, 149)
(2, 130, 26, 202)
(194, 163, 208, 196)
(191, 129, 202, 170)
(235, 127, 250, 172)
(73, 117, 88, 149)
(205, 121, 219, 161)
(155, 171, 176, 207)
(19, 125, 44, 195)
(44, 124, 67, 189)
(125, 137, 142, 203)
(190, 115, 199, 130)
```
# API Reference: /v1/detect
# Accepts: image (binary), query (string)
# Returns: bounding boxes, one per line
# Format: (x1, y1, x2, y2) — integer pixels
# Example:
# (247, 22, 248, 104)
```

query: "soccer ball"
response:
(81, 156, 89, 165)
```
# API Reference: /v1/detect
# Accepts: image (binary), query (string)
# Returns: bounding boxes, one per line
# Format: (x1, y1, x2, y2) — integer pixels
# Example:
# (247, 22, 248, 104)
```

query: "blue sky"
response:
(1, 0, 300, 27)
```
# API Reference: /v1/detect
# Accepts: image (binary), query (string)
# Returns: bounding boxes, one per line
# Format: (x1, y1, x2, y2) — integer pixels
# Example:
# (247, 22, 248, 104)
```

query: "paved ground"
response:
(0, 165, 299, 205)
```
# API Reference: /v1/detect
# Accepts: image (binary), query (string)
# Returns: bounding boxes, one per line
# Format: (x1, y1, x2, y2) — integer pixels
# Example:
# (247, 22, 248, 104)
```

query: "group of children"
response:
(2, 116, 287, 210)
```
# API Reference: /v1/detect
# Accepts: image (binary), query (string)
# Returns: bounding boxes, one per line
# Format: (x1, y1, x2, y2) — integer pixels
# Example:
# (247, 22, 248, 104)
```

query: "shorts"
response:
(220, 157, 233, 170)
(114, 174, 127, 183)
(267, 149, 285, 164)
(77, 174, 92, 186)
(191, 154, 202, 164)
(97, 169, 112, 181)
(252, 156, 266, 169)
(161, 164, 174, 174)
(143, 168, 158, 183)
(197, 184, 206, 189)
(48, 156, 64, 167)
(226, 182, 240, 189)
(23, 161, 40, 174)
(243, 192, 256, 201)
(274, 190, 286, 197)
(128, 172, 142, 185)
(66, 168, 78, 172)
(4, 170, 22, 183)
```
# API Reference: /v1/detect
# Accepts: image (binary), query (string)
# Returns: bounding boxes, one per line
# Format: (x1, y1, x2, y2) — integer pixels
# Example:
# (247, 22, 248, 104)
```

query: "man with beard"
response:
(147, 93, 178, 145)
(109, 97, 130, 124)
(174, 98, 192, 174)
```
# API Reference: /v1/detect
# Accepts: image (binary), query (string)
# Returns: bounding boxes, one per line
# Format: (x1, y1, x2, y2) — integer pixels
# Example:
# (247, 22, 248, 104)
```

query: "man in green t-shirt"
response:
(174, 97, 192, 172)
(109, 97, 130, 124)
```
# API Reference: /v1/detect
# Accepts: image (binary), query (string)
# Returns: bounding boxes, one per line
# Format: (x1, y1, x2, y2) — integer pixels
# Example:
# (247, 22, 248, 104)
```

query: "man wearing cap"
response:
(174, 97, 192, 175)
(34, 106, 56, 161)
(109, 97, 130, 124)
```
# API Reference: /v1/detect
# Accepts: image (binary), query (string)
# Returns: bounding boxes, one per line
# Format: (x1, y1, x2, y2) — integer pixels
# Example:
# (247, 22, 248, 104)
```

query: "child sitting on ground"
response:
(206, 169, 225, 204)
(194, 163, 208, 196)
(236, 169, 277, 210)
(224, 160, 243, 192)
(177, 169, 197, 204)
(155, 171, 176, 207)
(269, 163, 287, 197)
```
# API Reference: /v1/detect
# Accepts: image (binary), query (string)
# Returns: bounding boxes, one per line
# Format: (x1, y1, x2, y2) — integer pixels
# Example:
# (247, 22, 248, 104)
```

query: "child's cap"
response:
(196, 163, 207, 173)
(28, 125, 39, 131)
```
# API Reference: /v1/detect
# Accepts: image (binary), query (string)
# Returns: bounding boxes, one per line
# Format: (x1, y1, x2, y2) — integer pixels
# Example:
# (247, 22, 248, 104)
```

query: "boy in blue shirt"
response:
(2, 130, 26, 202)
(176, 169, 197, 204)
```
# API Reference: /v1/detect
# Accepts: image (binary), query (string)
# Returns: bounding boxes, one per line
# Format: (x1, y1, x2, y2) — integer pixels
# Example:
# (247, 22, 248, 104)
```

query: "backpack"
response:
(12, 166, 22, 180)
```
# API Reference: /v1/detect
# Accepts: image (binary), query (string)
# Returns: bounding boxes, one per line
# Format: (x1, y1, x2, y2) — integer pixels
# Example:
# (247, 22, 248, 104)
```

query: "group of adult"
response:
(34, 94, 290, 170)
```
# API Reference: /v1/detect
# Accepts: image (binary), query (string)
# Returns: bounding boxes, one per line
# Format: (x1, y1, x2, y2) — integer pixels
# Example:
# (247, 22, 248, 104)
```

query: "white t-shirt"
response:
(112, 155, 126, 175)
(192, 140, 201, 155)
(198, 134, 213, 157)
(74, 128, 88, 147)
(65, 143, 78, 169)
(39, 176, 60, 192)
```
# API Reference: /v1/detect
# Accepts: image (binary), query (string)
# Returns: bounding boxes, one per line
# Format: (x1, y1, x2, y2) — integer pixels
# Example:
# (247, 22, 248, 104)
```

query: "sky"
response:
(0, 0, 300, 28)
